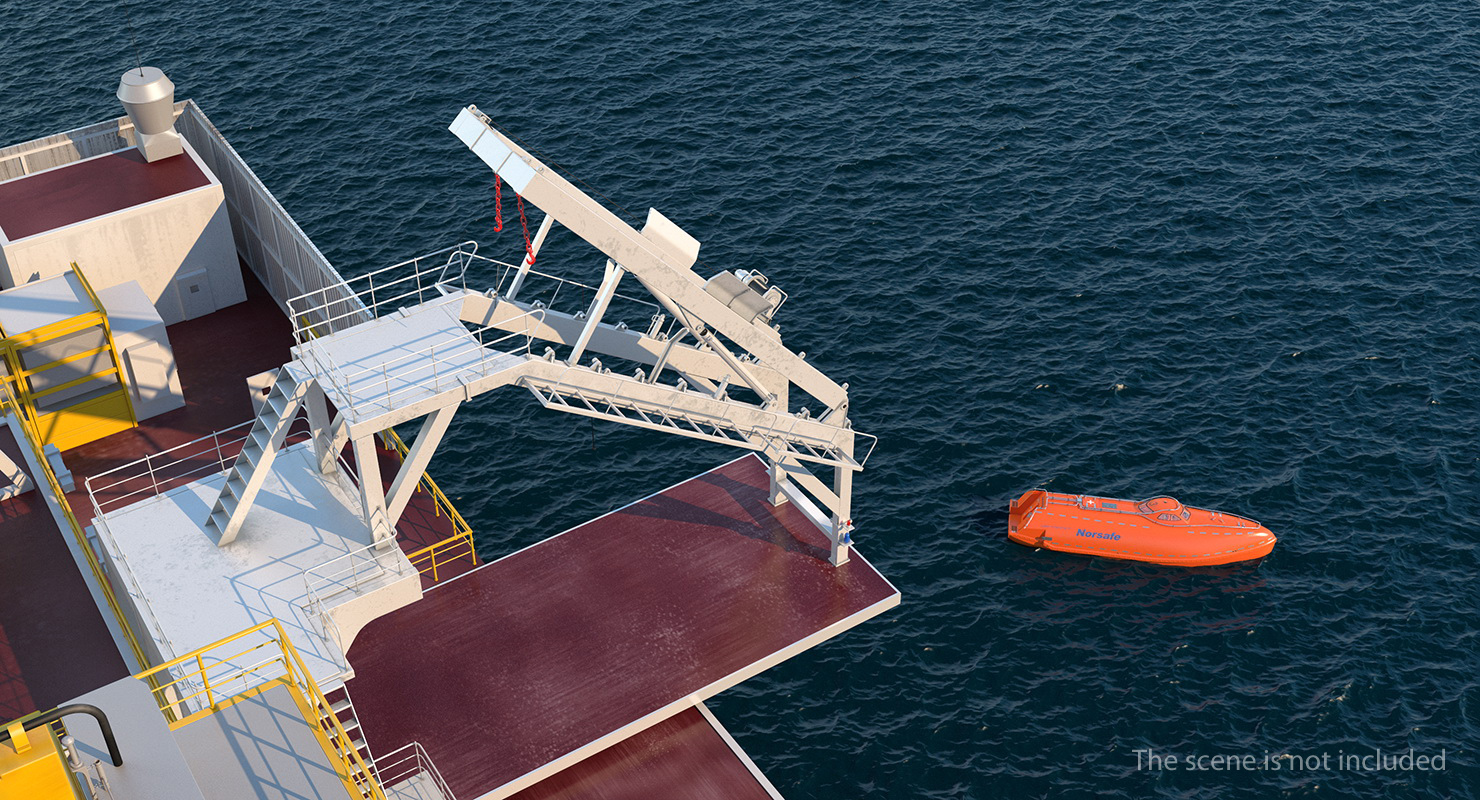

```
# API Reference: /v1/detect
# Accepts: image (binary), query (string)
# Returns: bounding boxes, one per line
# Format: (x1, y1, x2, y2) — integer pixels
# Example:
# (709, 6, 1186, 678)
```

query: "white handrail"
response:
(313, 307, 547, 415)
(84, 420, 257, 516)
(90, 514, 179, 662)
(373, 742, 457, 800)
(288, 242, 480, 343)
(302, 541, 413, 611)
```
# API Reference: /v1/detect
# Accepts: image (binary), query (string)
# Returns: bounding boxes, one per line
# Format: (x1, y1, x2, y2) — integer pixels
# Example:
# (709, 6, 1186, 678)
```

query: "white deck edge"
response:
(0, 138, 222, 246)
(695, 701, 786, 800)
(472, 551, 900, 800)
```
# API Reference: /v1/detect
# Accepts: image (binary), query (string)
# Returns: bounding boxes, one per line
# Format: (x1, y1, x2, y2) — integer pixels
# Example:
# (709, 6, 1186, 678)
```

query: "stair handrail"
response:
(0, 381, 154, 673)
(134, 618, 386, 799)
(372, 741, 457, 800)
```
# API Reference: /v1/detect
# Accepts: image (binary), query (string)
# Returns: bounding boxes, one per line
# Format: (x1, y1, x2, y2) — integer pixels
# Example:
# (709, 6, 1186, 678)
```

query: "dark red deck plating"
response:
(345, 454, 898, 800)
(0, 148, 210, 242)
(509, 706, 774, 800)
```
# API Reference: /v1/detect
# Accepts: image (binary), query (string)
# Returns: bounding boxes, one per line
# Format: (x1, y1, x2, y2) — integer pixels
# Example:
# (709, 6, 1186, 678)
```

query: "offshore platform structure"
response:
(205, 105, 871, 566)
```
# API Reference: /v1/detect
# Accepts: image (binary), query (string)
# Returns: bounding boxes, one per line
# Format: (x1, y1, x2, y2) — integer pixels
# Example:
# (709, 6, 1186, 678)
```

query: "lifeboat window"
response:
(1158, 513, 1179, 521)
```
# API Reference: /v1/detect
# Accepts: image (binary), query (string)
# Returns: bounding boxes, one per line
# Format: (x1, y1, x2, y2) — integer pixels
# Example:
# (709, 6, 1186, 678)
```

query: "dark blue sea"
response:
(6, 1, 1479, 797)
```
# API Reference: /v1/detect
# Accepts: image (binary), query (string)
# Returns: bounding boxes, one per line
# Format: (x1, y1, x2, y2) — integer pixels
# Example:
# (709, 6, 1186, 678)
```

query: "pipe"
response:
(0, 704, 123, 767)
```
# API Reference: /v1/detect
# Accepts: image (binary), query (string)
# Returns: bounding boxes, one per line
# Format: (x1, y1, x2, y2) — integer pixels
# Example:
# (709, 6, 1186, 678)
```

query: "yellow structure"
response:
(379, 427, 478, 582)
(134, 619, 386, 800)
(0, 719, 73, 800)
(0, 263, 136, 451)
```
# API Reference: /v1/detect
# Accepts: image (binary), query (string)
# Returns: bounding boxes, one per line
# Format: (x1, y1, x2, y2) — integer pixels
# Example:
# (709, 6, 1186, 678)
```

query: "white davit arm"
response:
(448, 105, 848, 414)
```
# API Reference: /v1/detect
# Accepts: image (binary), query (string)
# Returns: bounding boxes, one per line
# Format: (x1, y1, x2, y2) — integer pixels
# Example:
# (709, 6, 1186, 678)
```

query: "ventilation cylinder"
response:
(117, 67, 183, 162)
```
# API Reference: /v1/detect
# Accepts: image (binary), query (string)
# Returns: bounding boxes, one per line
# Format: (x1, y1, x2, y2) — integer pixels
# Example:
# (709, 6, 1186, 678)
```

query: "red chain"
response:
(492, 175, 503, 232)
(516, 192, 535, 266)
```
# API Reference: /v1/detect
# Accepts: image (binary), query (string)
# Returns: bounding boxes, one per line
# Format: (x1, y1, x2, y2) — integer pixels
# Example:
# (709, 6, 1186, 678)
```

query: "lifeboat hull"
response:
(1007, 489, 1276, 567)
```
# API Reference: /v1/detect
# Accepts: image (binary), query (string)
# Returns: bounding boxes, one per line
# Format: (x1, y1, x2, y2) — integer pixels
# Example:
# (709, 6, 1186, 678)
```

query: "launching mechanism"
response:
(207, 105, 873, 566)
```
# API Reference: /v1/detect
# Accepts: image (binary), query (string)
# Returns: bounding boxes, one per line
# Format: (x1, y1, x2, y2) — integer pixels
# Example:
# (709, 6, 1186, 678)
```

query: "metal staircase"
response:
(323, 687, 375, 775)
(519, 366, 869, 471)
(204, 368, 311, 545)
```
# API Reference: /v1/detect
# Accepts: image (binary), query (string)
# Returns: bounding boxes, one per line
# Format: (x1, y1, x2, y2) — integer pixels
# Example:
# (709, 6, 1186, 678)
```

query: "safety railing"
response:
(407, 534, 477, 585)
(379, 428, 478, 583)
(523, 364, 879, 468)
(288, 242, 480, 344)
(84, 420, 254, 517)
(82, 418, 319, 664)
(468, 250, 676, 333)
(303, 307, 546, 416)
(89, 514, 180, 663)
(302, 541, 414, 617)
(373, 742, 457, 800)
(0, 381, 153, 672)
(134, 619, 386, 800)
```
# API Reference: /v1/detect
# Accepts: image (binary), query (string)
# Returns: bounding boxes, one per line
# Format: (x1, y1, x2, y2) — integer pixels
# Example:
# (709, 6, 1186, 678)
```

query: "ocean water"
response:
(5, 1, 1479, 797)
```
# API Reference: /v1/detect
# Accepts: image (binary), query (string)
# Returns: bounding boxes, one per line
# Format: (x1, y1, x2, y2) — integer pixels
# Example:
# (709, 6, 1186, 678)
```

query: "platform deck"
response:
(0, 148, 210, 241)
(0, 268, 468, 720)
(97, 443, 384, 684)
(344, 454, 899, 800)
(509, 704, 780, 800)
(297, 295, 519, 419)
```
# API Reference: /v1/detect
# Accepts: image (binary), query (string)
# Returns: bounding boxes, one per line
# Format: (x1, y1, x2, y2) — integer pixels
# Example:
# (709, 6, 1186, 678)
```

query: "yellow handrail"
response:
(379, 427, 477, 582)
(0, 380, 151, 673)
(406, 534, 476, 583)
(134, 619, 385, 800)
(73, 262, 137, 426)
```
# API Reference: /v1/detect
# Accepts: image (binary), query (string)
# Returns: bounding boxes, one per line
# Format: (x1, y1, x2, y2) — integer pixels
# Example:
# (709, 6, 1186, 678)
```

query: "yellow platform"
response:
(0, 263, 136, 451)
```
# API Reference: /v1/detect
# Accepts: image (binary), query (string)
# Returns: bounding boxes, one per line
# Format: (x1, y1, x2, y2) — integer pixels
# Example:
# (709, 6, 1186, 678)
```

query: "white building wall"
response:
(0, 141, 244, 324)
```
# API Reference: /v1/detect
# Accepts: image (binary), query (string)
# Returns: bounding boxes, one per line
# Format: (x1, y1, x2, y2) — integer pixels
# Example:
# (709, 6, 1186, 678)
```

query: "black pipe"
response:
(0, 704, 122, 767)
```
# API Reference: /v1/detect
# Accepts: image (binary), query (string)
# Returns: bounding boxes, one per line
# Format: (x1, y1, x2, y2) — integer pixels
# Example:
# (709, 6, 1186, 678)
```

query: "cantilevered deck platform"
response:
(296, 294, 522, 423)
(96, 442, 405, 684)
(510, 704, 781, 800)
(345, 454, 899, 800)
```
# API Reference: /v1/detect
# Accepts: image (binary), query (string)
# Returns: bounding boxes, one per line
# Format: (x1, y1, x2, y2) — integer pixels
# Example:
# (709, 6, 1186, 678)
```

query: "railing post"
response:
(196, 654, 212, 710)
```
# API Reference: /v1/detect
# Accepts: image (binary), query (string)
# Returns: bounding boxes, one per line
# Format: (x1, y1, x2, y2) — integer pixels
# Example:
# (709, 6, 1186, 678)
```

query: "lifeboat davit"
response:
(1008, 490, 1276, 566)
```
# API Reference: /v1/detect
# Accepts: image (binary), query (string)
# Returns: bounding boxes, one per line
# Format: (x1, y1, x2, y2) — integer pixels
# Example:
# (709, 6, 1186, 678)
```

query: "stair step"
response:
(525, 378, 859, 469)
(224, 475, 247, 498)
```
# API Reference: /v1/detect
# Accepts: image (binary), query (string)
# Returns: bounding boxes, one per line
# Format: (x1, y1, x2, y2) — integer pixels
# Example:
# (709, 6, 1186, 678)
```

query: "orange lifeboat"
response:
(1007, 490, 1276, 566)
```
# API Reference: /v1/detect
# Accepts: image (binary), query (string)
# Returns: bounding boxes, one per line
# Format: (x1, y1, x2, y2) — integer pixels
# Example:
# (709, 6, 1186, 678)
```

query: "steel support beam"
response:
(505, 214, 555, 301)
(830, 465, 853, 565)
(568, 260, 624, 366)
(457, 293, 791, 396)
(305, 381, 335, 475)
(450, 107, 848, 411)
(351, 434, 394, 548)
(383, 402, 460, 528)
